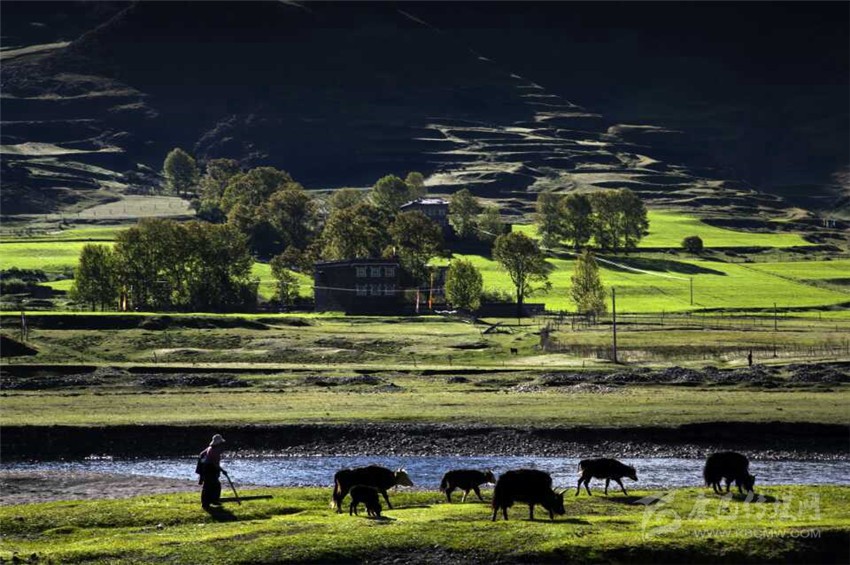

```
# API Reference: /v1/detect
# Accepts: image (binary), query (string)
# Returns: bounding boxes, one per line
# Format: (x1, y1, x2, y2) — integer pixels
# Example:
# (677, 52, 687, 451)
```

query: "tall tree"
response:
(588, 190, 620, 251)
(570, 250, 606, 316)
(220, 167, 294, 213)
(477, 206, 504, 242)
(263, 184, 318, 251)
(445, 259, 483, 311)
(320, 202, 389, 260)
(270, 252, 301, 309)
(371, 174, 412, 212)
(114, 218, 185, 310)
(70, 244, 118, 310)
(561, 193, 594, 249)
(492, 232, 551, 317)
(198, 158, 241, 204)
(388, 211, 443, 284)
(405, 171, 427, 199)
(449, 189, 481, 239)
(162, 148, 199, 196)
(615, 188, 649, 251)
(113, 219, 255, 311)
(588, 189, 649, 251)
(328, 188, 366, 212)
(182, 222, 256, 311)
(535, 192, 563, 248)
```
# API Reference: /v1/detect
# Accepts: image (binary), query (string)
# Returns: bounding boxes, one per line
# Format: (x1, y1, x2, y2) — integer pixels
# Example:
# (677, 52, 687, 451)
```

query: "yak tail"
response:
(330, 478, 341, 509)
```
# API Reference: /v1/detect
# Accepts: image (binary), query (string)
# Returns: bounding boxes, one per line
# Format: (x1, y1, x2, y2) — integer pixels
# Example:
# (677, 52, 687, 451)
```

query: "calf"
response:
(576, 458, 638, 496)
(440, 469, 496, 503)
(331, 465, 414, 513)
(491, 469, 565, 521)
(348, 485, 382, 518)
(704, 452, 755, 495)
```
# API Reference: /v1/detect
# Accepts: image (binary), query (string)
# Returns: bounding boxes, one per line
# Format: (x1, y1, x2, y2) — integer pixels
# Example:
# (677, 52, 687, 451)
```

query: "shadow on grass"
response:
(508, 517, 591, 524)
(591, 255, 728, 276)
(556, 517, 592, 525)
(219, 495, 273, 503)
(726, 492, 779, 503)
(604, 495, 654, 505)
(204, 504, 237, 522)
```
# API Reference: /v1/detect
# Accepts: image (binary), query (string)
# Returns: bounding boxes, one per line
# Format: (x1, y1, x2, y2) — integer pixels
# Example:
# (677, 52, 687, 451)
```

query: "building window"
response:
(369, 284, 381, 296)
(384, 285, 394, 296)
(384, 266, 395, 277)
(356, 284, 367, 296)
(370, 266, 382, 278)
(356, 266, 367, 278)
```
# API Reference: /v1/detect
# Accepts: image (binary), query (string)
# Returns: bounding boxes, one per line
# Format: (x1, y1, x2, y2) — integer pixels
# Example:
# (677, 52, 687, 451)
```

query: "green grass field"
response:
(437, 254, 850, 313)
(3, 373, 848, 427)
(2, 210, 846, 314)
(4, 307, 847, 370)
(749, 261, 850, 284)
(250, 262, 313, 300)
(1, 486, 845, 564)
(514, 211, 812, 249)
(0, 240, 91, 272)
(0, 239, 307, 300)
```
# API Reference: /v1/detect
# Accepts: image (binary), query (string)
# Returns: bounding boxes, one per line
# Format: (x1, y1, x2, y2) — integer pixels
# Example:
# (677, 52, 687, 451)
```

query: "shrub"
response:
(682, 235, 704, 254)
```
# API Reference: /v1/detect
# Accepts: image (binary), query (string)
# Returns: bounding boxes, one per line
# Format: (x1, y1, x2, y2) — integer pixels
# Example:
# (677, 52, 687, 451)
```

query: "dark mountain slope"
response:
(1, 1, 847, 215)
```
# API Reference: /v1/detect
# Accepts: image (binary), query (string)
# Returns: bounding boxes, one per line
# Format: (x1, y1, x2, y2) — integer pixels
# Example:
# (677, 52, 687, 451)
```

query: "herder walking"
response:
(196, 434, 227, 508)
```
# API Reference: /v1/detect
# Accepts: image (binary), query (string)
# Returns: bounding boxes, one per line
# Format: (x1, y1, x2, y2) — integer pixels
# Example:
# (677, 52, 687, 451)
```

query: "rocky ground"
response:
(0, 470, 197, 505)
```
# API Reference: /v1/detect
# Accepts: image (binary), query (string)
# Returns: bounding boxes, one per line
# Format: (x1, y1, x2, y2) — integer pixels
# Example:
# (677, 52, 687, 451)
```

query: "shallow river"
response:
(6, 456, 849, 489)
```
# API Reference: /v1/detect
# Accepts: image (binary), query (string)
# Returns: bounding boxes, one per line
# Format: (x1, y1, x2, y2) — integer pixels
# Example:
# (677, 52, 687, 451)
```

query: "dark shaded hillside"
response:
(1, 1, 847, 214)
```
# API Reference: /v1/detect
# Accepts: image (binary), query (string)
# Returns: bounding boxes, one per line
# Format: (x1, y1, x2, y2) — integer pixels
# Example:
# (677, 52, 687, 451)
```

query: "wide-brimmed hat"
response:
(210, 434, 226, 446)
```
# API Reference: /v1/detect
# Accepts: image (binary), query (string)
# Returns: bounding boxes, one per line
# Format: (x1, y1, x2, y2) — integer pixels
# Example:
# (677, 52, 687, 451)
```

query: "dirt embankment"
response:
(2, 422, 847, 462)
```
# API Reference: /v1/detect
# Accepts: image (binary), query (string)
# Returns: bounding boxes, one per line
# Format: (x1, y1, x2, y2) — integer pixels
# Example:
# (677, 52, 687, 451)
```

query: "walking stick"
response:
(221, 469, 241, 505)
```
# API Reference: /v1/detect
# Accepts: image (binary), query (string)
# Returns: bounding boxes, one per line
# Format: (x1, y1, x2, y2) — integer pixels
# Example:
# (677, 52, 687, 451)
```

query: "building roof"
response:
(400, 197, 449, 208)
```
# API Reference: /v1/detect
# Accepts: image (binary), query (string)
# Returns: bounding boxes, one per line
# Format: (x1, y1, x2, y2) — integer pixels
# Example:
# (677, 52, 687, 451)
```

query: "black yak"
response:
(331, 465, 413, 513)
(440, 469, 496, 503)
(491, 469, 566, 521)
(704, 452, 755, 495)
(576, 458, 638, 496)
(348, 485, 382, 517)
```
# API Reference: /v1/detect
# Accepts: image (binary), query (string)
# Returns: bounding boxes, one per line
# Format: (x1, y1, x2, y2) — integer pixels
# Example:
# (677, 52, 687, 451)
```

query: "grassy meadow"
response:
(4, 377, 848, 427)
(1, 486, 846, 564)
(514, 211, 813, 249)
(2, 209, 847, 312)
(436, 253, 850, 313)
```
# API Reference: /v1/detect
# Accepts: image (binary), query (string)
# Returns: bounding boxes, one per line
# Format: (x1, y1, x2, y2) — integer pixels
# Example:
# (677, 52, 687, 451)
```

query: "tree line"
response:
(535, 189, 649, 252)
(157, 148, 510, 308)
(71, 220, 255, 311)
(74, 149, 641, 315)
(72, 149, 509, 311)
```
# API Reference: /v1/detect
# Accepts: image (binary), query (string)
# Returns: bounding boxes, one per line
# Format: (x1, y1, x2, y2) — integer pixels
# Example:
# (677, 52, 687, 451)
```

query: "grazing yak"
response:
(491, 469, 566, 521)
(576, 458, 638, 496)
(331, 465, 413, 512)
(348, 485, 382, 518)
(704, 452, 756, 495)
(440, 469, 496, 503)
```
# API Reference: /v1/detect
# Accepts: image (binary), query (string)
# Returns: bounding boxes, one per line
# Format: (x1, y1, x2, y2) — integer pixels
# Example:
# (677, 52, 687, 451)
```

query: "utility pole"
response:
(612, 287, 618, 364)
(774, 302, 778, 332)
(690, 277, 694, 306)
